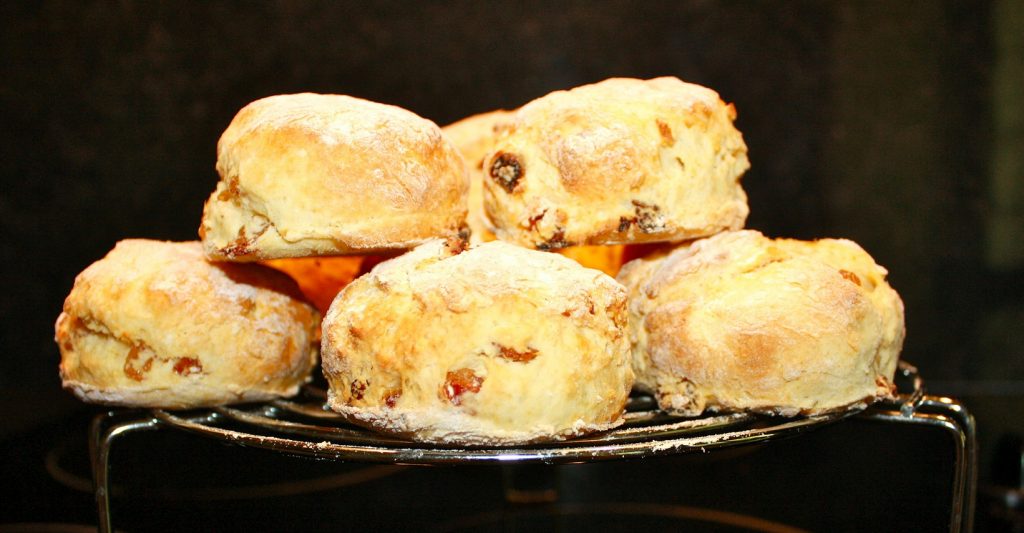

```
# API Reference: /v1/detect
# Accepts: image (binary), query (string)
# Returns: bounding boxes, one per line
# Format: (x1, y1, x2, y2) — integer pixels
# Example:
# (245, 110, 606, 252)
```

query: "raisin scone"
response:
(200, 93, 469, 261)
(618, 230, 905, 416)
(321, 239, 634, 445)
(55, 240, 320, 408)
(481, 77, 750, 250)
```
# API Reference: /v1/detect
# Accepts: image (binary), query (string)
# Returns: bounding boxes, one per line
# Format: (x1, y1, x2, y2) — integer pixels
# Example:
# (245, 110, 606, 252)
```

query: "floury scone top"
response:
(321, 239, 634, 445)
(480, 77, 750, 250)
(56, 240, 320, 409)
(617, 230, 905, 417)
(57, 77, 905, 448)
(200, 93, 470, 261)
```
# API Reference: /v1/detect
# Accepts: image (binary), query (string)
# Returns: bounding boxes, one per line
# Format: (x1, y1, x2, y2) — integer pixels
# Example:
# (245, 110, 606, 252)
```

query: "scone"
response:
(442, 110, 626, 277)
(618, 230, 904, 416)
(200, 93, 469, 261)
(481, 77, 750, 250)
(321, 239, 634, 445)
(56, 240, 320, 408)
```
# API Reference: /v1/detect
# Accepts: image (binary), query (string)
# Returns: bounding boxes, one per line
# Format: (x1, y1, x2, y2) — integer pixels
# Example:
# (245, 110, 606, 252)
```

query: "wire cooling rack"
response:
(88, 362, 976, 532)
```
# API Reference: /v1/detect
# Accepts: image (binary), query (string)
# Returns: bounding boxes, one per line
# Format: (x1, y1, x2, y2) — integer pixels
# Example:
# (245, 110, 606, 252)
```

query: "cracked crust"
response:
(200, 93, 469, 261)
(618, 230, 905, 416)
(481, 77, 750, 249)
(55, 240, 320, 408)
(320, 239, 634, 445)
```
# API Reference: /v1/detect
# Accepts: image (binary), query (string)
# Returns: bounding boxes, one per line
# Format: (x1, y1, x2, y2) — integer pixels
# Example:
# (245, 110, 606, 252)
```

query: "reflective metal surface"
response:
(859, 364, 978, 533)
(88, 362, 975, 532)
(145, 402, 851, 466)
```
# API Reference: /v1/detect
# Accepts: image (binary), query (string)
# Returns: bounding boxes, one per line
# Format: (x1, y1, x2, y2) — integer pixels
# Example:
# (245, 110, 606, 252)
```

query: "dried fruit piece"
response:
(839, 269, 861, 286)
(631, 200, 665, 233)
(217, 178, 241, 202)
(495, 344, 539, 363)
(383, 388, 402, 408)
(350, 379, 367, 400)
(123, 342, 154, 382)
(172, 357, 203, 376)
(443, 368, 484, 405)
(536, 228, 570, 251)
(489, 152, 524, 193)
(656, 119, 674, 145)
(445, 234, 469, 255)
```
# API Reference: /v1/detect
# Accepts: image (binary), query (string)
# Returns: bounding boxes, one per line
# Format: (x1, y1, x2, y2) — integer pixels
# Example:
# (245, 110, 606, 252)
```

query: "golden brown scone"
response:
(443, 110, 626, 276)
(55, 240, 320, 408)
(200, 93, 469, 261)
(321, 239, 634, 445)
(618, 230, 904, 416)
(262, 256, 364, 315)
(482, 77, 750, 250)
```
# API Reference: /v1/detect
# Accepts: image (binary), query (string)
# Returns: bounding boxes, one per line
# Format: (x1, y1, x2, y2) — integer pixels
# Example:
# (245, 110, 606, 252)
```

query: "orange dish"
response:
(263, 256, 364, 314)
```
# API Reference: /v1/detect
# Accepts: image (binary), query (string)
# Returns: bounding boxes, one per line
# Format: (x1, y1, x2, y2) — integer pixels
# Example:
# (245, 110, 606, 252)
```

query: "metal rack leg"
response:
(860, 395, 978, 533)
(920, 397, 978, 533)
(88, 411, 162, 533)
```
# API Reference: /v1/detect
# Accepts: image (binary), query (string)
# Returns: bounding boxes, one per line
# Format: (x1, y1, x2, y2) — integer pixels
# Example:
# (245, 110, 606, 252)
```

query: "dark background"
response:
(1, 0, 1022, 528)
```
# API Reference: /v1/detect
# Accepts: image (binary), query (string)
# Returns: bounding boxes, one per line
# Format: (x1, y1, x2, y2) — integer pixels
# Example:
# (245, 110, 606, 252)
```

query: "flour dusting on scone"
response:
(481, 77, 750, 249)
(200, 93, 469, 261)
(321, 239, 634, 445)
(56, 240, 320, 408)
(618, 230, 904, 416)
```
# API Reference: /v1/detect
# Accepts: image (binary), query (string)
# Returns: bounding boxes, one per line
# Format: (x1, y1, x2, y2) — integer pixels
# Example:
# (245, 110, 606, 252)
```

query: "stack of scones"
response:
(55, 77, 904, 445)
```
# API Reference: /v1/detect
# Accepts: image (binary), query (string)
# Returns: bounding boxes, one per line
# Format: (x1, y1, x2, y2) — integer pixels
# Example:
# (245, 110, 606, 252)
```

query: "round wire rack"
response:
(145, 388, 860, 465)
(88, 362, 977, 532)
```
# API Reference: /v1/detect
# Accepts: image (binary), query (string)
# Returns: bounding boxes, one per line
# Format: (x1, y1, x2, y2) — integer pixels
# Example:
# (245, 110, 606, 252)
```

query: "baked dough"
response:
(481, 77, 750, 249)
(618, 230, 904, 416)
(200, 93, 469, 261)
(442, 109, 626, 277)
(321, 239, 634, 445)
(56, 240, 320, 408)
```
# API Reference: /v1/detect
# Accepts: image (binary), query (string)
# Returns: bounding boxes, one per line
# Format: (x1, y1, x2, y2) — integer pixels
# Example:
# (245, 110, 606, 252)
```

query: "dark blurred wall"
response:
(1, 1, 1019, 435)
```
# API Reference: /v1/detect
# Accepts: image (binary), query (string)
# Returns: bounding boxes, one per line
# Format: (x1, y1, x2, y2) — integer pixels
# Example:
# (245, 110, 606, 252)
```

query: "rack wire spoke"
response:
(89, 361, 975, 533)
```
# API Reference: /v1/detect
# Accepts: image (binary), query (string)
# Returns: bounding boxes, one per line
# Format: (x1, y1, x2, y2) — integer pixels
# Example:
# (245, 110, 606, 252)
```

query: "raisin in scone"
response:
(56, 240, 320, 408)
(481, 77, 750, 250)
(321, 239, 634, 445)
(442, 109, 626, 276)
(200, 93, 469, 261)
(618, 230, 904, 416)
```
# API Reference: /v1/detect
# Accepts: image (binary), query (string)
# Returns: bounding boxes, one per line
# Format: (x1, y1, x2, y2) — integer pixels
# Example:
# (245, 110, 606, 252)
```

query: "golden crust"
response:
(200, 93, 470, 261)
(481, 77, 750, 249)
(321, 239, 634, 445)
(55, 240, 320, 408)
(618, 230, 905, 416)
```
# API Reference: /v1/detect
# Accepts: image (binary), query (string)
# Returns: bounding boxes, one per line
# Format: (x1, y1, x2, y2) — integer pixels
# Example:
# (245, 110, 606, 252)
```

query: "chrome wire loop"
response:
(88, 360, 976, 532)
